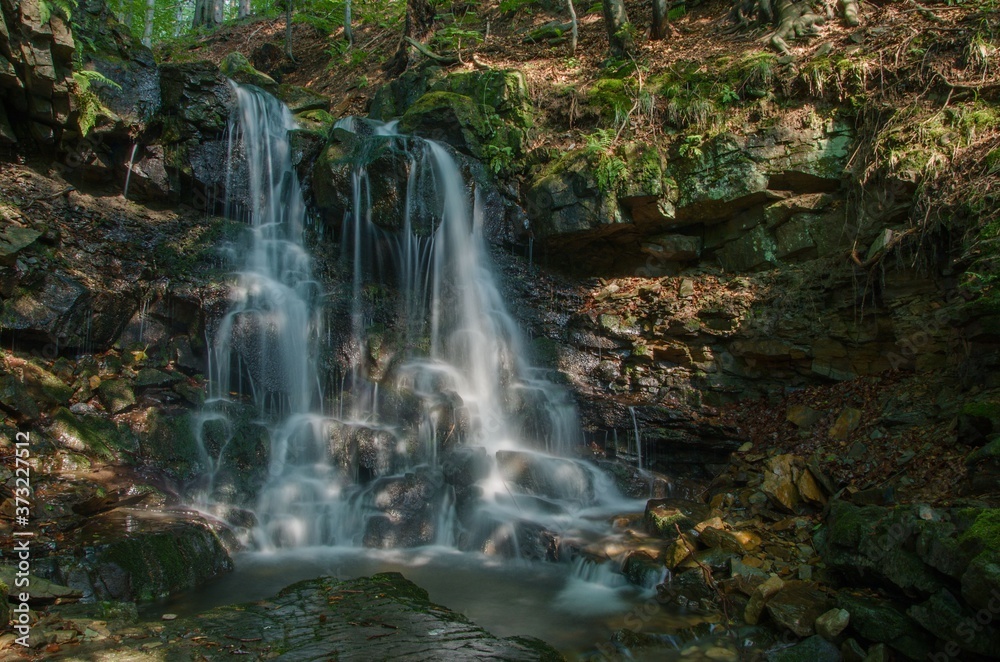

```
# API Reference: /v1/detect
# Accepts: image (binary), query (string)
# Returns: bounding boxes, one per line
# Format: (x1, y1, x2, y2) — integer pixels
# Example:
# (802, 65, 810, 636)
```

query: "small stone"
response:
(765, 581, 834, 637)
(161, 613, 178, 621)
(678, 278, 695, 297)
(744, 575, 784, 625)
(896, 450, 915, 465)
(738, 441, 753, 452)
(798, 565, 813, 581)
(815, 607, 850, 640)
(841, 638, 867, 662)
(829, 407, 863, 440)
(848, 442, 868, 459)
(863, 643, 889, 662)
(787, 405, 823, 430)
(664, 536, 694, 569)
(796, 469, 827, 506)
(762, 454, 800, 512)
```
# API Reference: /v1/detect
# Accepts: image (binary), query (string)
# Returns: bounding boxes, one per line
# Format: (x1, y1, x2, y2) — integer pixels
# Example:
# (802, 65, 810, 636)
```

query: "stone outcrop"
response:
(522, 114, 856, 274)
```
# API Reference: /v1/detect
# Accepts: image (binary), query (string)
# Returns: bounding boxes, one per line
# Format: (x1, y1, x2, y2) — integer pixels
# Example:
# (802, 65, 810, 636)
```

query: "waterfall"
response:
(200, 85, 638, 556)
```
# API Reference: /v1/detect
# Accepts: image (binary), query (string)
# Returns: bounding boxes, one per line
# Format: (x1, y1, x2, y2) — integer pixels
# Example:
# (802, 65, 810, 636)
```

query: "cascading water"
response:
(199, 84, 642, 565)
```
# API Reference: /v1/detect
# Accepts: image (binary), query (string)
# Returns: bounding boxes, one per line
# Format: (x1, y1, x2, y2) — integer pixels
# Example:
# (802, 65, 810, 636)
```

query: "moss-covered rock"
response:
(138, 408, 203, 479)
(48, 407, 132, 461)
(294, 109, 335, 133)
(97, 378, 135, 413)
(0, 374, 40, 420)
(50, 571, 562, 659)
(277, 83, 328, 113)
(57, 510, 233, 602)
(818, 500, 945, 597)
(399, 91, 490, 157)
(219, 52, 278, 93)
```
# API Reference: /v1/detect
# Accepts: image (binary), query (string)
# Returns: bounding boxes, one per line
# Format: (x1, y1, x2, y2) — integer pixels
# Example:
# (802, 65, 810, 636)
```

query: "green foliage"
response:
(678, 134, 703, 159)
(583, 129, 626, 193)
(40, 0, 75, 23)
(499, 0, 535, 14)
(431, 25, 483, 59)
(71, 71, 120, 136)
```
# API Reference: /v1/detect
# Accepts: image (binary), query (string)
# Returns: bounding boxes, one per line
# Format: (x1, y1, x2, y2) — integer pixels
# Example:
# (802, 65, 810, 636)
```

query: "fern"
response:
(75, 69, 123, 91)
(71, 70, 120, 136)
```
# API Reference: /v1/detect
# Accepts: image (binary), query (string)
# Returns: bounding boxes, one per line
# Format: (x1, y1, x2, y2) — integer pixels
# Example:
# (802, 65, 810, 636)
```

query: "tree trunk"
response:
(175, 0, 185, 35)
(602, 0, 633, 59)
(651, 0, 669, 40)
(238, 0, 251, 19)
(286, 0, 294, 60)
(567, 0, 578, 54)
(192, 0, 215, 28)
(142, 0, 155, 46)
(386, 0, 436, 74)
(212, 0, 224, 25)
(344, 0, 353, 46)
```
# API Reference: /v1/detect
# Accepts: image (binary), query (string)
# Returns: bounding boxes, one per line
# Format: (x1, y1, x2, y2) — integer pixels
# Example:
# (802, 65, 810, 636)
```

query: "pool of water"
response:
(143, 546, 709, 658)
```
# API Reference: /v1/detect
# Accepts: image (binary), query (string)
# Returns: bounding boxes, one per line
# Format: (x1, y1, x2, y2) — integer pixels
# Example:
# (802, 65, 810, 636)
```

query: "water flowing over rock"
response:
(199, 86, 638, 558)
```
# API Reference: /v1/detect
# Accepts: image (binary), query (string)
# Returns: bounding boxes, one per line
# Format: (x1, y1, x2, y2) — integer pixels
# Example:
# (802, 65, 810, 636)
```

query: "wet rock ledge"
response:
(17, 572, 562, 660)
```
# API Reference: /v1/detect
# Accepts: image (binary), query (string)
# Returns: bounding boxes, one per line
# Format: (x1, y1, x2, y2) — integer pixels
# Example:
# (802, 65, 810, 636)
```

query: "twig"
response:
(23, 186, 74, 210)
(404, 37, 459, 65)
(906, 0, 944, 23)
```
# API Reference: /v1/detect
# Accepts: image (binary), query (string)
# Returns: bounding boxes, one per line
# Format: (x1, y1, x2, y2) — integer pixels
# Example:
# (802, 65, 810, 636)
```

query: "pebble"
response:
(161, 613, 178, 621)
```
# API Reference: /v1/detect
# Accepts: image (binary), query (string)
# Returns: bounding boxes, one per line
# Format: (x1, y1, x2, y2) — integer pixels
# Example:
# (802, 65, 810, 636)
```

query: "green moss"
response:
(49, 407, 128, 461)
(960, 509, 1000, 558)
(586, 78, 633, 122)
(219, 52, 277, 91)
(964, 399, 1000, 419)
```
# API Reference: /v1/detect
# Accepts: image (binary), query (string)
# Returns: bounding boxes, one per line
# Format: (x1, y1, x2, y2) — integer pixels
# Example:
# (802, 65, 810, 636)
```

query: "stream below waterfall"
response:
(143, 547, 719, 658)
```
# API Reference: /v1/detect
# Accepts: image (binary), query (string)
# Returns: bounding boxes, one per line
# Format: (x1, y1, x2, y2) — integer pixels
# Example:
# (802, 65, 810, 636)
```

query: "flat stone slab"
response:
(45, 572, 563, 660)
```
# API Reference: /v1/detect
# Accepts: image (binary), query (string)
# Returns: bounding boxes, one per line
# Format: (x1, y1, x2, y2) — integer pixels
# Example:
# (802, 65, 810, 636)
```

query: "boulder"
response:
(219, 52, 277, 93)
(643, 497, 710, 537)
(745, 574, 785, 625)
(496, 450, 596, 505)
(56, 509, 233, 602)
(0, 226, 41, 265)
(815, 607, 850, 640)
(836, 592, 931, 660)
(765, 581, 834, 637)
(761, 454, 801, 512)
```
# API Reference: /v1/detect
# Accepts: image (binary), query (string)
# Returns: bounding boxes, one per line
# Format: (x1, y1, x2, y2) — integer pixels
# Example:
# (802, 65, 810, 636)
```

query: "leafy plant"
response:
(584, 129, 626, 192)
(71, 70, 121, 136)
(679, 134, 704, 159)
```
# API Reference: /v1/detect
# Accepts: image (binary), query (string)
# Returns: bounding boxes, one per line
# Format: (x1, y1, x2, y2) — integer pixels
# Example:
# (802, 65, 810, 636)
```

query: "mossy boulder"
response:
(277, 83, 328, 113)
(523, 149, 623, 239)
(817, 500, 945, 596)
(97, 378, 135, 413)
(138, 408, 204, 480)
(219, 52, 277, 93)
(0, 374, 40, 420)
(294, 109, 335, 133)
(430, 69, 533, 131)
(836, 592, 931, 660)
(48, 407, 133, 461)
(191, 402, 269, 507)
(60, 510, 233, 602)
(399, 91, 490, 158)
